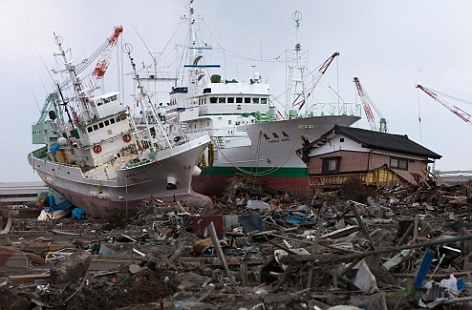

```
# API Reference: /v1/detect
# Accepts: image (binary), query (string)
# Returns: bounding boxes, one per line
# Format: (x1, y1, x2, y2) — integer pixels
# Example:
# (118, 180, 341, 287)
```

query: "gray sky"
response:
(1, 0, 471, 182)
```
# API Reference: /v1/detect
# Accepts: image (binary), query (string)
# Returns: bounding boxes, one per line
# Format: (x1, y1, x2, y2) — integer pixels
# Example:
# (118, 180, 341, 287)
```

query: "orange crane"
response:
(416, 84, 471, 126)
(92, 26, 123, 79)
(353, 77, 388, 133)
(58, 26, 123, 90)
(290, 52, 340, 113)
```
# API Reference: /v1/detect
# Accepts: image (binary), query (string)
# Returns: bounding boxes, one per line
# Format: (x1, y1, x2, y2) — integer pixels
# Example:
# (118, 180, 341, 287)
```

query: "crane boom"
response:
(353, 77, 387, 132)
(58, 26, 123, 88)
(416, 84, 471, 125)
(92, 26, 123, 79)
(291, 52, 339, 112)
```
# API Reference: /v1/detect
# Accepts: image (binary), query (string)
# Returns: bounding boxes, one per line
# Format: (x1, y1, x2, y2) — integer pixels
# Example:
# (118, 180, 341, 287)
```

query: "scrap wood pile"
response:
(0, 178, 472, 309)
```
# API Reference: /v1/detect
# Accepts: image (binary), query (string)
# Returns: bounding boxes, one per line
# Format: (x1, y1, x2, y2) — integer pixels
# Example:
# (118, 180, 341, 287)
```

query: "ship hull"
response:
(28, 135, 210, 218)
(194, 115, 360, 198)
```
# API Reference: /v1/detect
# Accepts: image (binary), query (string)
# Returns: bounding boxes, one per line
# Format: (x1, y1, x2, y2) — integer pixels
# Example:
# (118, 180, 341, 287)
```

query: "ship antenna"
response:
(292, 11, 302, 61)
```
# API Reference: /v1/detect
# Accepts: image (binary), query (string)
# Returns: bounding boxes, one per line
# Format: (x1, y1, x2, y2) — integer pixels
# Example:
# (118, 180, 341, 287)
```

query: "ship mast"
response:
(53, 33, 93, 123)
(184, 0, 220, 98)
(286, 11, 307, 119)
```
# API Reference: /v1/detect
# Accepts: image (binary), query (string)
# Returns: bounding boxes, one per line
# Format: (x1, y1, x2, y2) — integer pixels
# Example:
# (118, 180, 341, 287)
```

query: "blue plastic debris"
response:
(413, 248, 435, 291)
(72, 208, 86, 221)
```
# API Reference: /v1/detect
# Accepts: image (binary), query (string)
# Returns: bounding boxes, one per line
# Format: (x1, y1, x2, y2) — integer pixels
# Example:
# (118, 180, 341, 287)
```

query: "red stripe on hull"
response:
(192, 175, 311, 199)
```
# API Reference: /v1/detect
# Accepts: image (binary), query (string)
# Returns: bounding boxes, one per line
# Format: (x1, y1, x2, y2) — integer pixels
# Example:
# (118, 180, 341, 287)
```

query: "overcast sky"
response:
(1, 0, 471, 182)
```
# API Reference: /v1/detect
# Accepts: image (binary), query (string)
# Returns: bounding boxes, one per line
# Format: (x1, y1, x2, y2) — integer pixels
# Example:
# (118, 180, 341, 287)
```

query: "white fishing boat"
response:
(28, 27, 211, 218)
(138, 1, 360, 198)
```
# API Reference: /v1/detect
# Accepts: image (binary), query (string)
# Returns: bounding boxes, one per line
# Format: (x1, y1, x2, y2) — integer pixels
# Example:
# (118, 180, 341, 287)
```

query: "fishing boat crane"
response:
(353, 77, 388, 133)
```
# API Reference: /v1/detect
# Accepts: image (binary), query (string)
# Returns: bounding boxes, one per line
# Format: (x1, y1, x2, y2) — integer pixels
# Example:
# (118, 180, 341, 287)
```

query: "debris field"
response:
(1, 176, 472, 310)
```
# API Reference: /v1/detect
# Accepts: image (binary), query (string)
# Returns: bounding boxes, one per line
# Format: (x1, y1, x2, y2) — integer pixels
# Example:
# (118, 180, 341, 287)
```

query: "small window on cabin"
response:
(237, 104, 242, 110)
(236, 97, 243, 103)
(204, 98, 207, 104)
(87, 127, 93, 133)
(244, 97, 251, 104)
(390, 157, 408, 170)
(110, 118, 115, 124)
(97, 100, 103, 107)
(210, 97, 217, 104)
(219, 97, 226, 104)
(273, 133, 279, 139)
(322, 157, 340, 173)
(99, 122, 104, 128)
(228, 120, 232, 125)
(228, 97, 234, 103)
(103, 97, 110, 104)
(104, 120, 110, 126)
(111, 95, 117, 101)
(207, 121, 210, 127)
(93, 124, 99, 131)
(261, 98, 267, 104)
(340, 138, 344, 142)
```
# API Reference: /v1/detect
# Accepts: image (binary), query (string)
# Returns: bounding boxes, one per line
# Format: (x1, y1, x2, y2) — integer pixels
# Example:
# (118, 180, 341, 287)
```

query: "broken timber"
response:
(280, 234, 472, 265)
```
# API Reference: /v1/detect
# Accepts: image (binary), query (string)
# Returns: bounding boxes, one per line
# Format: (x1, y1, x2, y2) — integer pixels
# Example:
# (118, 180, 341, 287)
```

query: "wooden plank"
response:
(0, 255, 30, 270)
(7, 273, 50, 284)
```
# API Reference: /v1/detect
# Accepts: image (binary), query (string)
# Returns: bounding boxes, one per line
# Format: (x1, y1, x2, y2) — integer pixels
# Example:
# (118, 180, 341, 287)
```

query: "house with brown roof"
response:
(298, 125, 442, 188)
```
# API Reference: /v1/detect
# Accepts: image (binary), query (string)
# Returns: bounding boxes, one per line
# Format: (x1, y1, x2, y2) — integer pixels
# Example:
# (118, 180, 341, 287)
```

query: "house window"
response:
(390, 157, 408, 170)
(322, 157, 340, 173)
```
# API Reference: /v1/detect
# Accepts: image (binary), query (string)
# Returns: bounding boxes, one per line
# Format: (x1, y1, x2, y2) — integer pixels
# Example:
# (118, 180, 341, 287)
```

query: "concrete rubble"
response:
(1, 176, 472, 309)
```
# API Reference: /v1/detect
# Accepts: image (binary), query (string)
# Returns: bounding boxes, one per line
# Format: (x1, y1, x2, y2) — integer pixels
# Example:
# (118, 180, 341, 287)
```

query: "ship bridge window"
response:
(99, 122, 104, 128)
(104, 120, 110, 126)
(219, 97, 226, 103)
(210, 97, 217, 104)
(261, 98, 267, 104)
(110, 95, 117, 101)
(103, 97, 110, 104)
(110, 118, 115, 124)
(228, 97, 234, 103)
(273, 133, 279, 139)
(253, 98, 259, 104)
(244, 97, 251, 104)
(93, 124, 99, 131)
(236, 97, 242, 103)
(87, 127, 93, 133)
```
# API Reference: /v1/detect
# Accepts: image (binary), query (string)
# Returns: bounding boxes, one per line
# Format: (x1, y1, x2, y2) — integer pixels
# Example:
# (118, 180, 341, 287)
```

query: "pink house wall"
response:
(309, 150, 430, 184)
